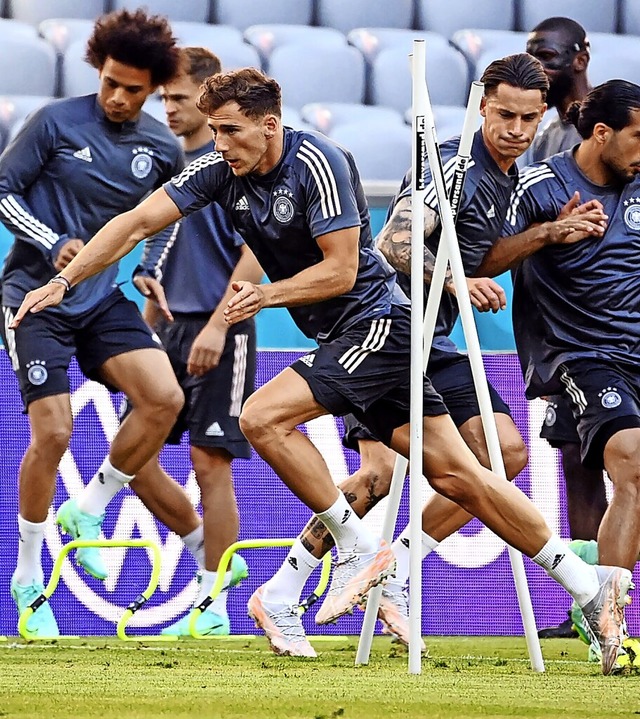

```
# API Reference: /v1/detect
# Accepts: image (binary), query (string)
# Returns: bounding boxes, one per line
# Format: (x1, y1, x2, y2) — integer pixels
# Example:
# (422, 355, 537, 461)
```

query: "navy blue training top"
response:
(139, 140, 245, 315)
(503, 149, 640, 397)
(164, 127, 402, 342)
(0, 95, 182, 315)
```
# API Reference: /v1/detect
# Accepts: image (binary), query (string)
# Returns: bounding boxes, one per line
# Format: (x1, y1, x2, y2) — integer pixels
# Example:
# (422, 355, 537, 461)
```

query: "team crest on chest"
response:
(623, 197, 640, 230)
(131, 146, 155, 179)
(273, 187, 294, 224)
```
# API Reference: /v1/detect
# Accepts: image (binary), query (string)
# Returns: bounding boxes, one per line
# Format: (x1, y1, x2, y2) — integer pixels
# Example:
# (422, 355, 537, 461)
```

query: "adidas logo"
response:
(400, 537, 410, 549)
(288, 557, 299, 570)
(486, 204, 496, 219)
(341, 509, 351, 524)
(73, 146, 92, 162)
(98, 472, 105, 485)
(234, 195, 249, 211)
(551, 553, 565, 570)
(298, 353, 315, 368)
(205, 421, 225, 437)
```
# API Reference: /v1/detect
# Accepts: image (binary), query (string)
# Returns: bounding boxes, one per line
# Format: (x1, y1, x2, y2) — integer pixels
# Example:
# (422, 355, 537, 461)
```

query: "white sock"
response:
(315, 493, 378, 556)
(77, 457, 133, 516)
(196, 569, 230, 615)
(181, 525, 205, 569)
(14, 515, 46, 585)
(532, 535, 599, 606)
(390, 526, 440, 588)
(263, 539, 321, 605)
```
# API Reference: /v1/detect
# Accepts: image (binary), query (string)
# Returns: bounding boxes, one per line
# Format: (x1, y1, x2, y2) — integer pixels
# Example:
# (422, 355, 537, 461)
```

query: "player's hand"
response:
(54, 238, 84, 271)
(133, 275, 173, 322)
(187, 323, 227, 376)
(545, 212, 606, 246)
(557, 192, 606, 220)
(9, 282, 66, 328)
(465, 277, 507, 313)
(224, 281, 264, 325)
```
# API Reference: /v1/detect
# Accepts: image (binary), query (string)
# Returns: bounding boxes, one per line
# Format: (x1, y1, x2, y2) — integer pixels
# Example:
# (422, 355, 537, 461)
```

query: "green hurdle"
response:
(18, 538, 161, 642)
(186, 538, 333, 639)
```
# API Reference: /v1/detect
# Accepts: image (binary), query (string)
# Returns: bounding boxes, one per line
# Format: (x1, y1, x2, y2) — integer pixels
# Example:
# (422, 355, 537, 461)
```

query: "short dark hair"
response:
(566, 79, 640, 138)
(86, 8, 179, 86)
(531, 16, 589, 52)
(180, 47, 221, 85)
(480, 53, 549, 99)
(197, 68, 281, 119)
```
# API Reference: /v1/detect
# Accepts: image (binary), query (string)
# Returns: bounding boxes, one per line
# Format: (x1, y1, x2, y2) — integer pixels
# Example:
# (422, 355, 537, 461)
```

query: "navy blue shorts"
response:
(152, 314, 256, 458)
(539, 394, 580, 447)
(557, 360, 640, 469)
(1, 289, 162, 409)
(340, 347, 511, 451)
(291, 304, 448, 447)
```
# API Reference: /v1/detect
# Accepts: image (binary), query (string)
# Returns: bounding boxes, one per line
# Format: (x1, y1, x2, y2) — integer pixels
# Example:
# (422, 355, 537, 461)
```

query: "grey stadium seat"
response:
(7, 0, 106, 25)
(315, 0, 414, 34)
(330, 121, 412, 182)
(368, 42, 469, 112)
(61, 38, 98, 96)
(416, 0, 515, 37)
(244, 25, 346, 66)
(516, 0, 619, 34)
(39, 18, 93, 55)
(0, 94, 53, 152)
(268, 45, 365, 110)
(0, 34, 57, 96)
(168, 23, 260, 71)
(111, 0, 210, 23)
(451, 29, 528, 80)
(621, 0, 640, 35)
(212, 0, 313, 32)
(301, 102, 404, 135)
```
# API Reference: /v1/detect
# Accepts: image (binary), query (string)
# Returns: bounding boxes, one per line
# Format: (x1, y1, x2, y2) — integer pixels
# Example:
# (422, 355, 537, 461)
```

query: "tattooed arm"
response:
(376, 195, 454, 291)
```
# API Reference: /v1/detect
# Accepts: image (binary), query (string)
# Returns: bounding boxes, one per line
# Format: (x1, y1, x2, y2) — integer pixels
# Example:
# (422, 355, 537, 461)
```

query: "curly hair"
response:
(85, 8, 179, 86)
(197, 68, 281, 119)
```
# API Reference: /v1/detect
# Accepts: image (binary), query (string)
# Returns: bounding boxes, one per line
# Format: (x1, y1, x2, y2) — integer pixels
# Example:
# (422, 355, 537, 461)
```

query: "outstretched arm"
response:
(10, 188, 182, 327)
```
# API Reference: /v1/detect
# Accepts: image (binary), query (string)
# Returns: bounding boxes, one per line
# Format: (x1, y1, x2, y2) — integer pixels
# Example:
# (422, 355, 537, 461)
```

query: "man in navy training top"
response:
(0, 9, 207, 638)
(479, 79, 640, 669)
(524, 16, 608, 643)
(12, 68, 633, 674)
(130, 47, 263, 636)
(249, 53, 546, 657)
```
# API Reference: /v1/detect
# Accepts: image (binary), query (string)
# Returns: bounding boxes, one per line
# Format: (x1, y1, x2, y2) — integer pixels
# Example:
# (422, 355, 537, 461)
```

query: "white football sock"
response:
(77, 457, 133, 516)
(181, 524, 205, 569)
(196, 569, 230, 615)
(533, 535, 599, 606)
(263, 539, 321, 605)
(390, 526, 440, 588)
(14, 515, 46, 585)
(315, 493, 378, 556)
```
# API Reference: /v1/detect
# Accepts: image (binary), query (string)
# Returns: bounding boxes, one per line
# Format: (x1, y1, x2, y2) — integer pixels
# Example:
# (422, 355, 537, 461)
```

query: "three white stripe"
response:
(297, 140, 342, 219)
(2, 306, 20, 371)
(229, 333, 248, 417)
(506, 164, 555, 226)
(0, 194, 60, 250)
(172, 152, 223, 188)
(338, 318, 391, 375)
(559, 367, 588, 415)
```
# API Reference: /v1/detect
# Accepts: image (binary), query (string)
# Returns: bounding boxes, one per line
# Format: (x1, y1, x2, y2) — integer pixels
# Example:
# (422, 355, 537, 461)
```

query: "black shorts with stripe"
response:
(291, 303, 448, 446)
(539, 394, 580, 447)
(557, 359, 640, 469)
(150, 314, 256, 458)
(340, 347, 511, 451)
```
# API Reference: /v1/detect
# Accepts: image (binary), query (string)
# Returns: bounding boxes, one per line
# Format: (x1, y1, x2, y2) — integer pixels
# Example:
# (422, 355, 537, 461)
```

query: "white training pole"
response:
(415, 52, 545, 673)
(407, 39, 428, 675)
(354, 81, 482, 668)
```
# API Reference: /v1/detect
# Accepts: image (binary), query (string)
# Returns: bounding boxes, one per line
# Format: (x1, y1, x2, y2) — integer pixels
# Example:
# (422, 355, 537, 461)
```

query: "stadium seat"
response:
(142, 96, 168, 125)
(0, 17, 39, 39)
(281, 105, 315, 131)
(268, 45, 365, 110)
(7, 0, 106, 25)
(620, 0, 640, 35)
(301, 102, 404, 135)
(0, 94, 53, 151)
(39, 18, 93, 55)
(416, 0, 515, 36)
(212, 0, 313, 32)
(0, 34, 57, 96)
(315, 0, 414, 34)
(404, 105, 483, 144)
(450, 29, 528, 80)
(587, 34, 640, 87)
(329, 121, 412, 182)
(368, 41, 469, 113)
(244, 25, 346, 66)
(516, 0, 619, 34)
(111, 0, 210, 23)
(61, 38, 98, 96)
(171, 23, 261, 70)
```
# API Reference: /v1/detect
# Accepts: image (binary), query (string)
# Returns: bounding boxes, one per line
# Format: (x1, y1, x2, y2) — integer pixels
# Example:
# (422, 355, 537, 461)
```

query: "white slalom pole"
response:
(408, 39, 427, 675)
(416, 53, 545, 674)
(354, 82, 482, 668)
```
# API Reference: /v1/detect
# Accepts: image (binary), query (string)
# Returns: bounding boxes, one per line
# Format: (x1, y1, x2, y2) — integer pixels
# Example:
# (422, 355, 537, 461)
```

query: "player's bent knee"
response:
(502, 438, 528, 480)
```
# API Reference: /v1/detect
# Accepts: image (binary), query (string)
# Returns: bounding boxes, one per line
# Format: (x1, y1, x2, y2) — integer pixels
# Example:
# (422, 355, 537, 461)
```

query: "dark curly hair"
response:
(85, 8, 179, 87)
(197, 68, 281, 119)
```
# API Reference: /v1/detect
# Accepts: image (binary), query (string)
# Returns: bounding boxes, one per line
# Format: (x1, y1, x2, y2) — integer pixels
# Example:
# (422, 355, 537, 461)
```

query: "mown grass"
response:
(1, 635, 639, 719)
